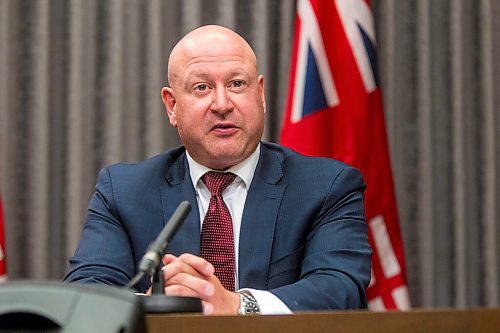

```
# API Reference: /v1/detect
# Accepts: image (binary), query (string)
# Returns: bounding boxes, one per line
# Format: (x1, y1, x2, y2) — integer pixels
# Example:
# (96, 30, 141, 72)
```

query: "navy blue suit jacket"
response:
(65, 142, 371, 311)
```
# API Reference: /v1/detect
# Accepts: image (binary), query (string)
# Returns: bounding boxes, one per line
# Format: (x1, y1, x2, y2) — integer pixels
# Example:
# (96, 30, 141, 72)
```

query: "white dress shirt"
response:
(186, 144, 292, 315)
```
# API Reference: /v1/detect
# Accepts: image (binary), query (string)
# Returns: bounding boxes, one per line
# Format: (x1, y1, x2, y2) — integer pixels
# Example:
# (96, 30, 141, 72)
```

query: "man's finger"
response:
(162, 254, 178, 265)
(165, 272, 214, 297)
(165, 284, 199, 298)
(177, 253, 215, 276)
(162, 259, 203, 280)
(202, 301, 214, 315)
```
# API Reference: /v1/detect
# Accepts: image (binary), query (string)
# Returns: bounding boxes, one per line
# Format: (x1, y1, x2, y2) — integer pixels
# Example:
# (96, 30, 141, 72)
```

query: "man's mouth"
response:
(211, 123, 238, 134)
(212, 122, 236, 129)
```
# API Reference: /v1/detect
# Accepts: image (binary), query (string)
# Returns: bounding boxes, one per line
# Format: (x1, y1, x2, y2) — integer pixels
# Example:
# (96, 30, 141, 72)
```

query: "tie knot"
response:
(202, 171, 236, 196)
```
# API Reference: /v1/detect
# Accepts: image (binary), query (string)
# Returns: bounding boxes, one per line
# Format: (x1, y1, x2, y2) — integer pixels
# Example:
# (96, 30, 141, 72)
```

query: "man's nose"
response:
(210, 88, 233, 114)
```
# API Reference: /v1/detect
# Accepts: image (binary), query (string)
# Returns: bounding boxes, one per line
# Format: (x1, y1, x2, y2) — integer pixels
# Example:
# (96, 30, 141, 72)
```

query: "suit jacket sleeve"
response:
(64, 167, 137, 287)
(269, 166, 371, 311)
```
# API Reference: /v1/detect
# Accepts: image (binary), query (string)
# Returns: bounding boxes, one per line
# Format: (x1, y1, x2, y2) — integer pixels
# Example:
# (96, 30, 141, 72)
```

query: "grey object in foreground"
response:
(0, 281, 146, 333)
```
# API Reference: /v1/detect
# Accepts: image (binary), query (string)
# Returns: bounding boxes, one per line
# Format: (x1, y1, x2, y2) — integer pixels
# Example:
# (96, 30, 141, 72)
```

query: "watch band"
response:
(237, 290, 261, 315)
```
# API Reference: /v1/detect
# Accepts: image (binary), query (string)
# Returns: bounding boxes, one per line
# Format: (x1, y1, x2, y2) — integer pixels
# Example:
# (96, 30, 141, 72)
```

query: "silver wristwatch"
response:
(237, 290, 261, 315)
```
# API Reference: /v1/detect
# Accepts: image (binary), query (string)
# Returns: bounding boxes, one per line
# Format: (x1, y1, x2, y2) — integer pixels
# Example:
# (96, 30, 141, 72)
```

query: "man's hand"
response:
(161, 253, 240, 315)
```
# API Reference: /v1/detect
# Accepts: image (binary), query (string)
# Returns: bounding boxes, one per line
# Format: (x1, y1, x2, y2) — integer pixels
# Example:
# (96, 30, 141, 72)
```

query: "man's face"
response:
(162, 31, 266, 170)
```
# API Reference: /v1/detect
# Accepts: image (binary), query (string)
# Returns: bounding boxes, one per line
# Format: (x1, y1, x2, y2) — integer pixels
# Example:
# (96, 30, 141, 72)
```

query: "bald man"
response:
(65, 25, 371, 315)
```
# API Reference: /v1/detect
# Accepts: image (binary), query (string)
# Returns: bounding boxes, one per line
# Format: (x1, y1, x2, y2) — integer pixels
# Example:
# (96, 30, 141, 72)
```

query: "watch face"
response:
(238, 291, 260, 315)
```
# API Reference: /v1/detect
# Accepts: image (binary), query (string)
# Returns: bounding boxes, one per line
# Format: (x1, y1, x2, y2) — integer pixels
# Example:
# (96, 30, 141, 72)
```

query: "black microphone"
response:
(138, 201, 192, 276)
(126, 201, 191, 289)
(129, 200, 202, 314)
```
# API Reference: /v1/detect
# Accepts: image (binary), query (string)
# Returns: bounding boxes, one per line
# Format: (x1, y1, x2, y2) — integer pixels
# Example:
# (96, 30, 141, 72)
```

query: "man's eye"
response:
(231, 80, 245, 88)
(194, 84, 208, 91)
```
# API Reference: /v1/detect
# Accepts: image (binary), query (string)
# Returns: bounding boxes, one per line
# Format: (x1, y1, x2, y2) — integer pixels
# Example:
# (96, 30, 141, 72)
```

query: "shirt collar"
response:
(186, 143, 261, 190)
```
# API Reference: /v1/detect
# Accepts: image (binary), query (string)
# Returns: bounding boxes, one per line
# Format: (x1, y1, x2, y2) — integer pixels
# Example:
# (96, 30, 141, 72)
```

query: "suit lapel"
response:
(160, 150, 201, 257)
(239, 145, 286, 289)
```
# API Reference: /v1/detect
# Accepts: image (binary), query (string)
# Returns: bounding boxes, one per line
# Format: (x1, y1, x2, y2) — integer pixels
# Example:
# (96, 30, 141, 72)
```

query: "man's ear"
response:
(258, 75, 267, 114)
(161, 87, 177, 127)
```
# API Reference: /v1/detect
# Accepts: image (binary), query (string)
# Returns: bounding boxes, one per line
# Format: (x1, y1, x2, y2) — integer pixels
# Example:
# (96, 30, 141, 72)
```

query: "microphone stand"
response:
(142, 263, 203, 314)
(151, 265, 164, 294)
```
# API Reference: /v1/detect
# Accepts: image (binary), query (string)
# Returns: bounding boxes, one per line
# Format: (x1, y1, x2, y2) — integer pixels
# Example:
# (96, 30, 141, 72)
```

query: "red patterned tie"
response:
(200, 171, 237, 291)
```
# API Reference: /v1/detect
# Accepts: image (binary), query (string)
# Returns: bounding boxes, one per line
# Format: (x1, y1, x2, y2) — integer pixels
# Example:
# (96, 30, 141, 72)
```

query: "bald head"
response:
(167, 25, 258, 88)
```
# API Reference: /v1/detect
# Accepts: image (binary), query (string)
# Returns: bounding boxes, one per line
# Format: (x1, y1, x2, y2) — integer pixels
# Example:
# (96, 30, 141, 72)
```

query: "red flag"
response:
(0, 196, 6, 282)
(281, 0, 410, 310)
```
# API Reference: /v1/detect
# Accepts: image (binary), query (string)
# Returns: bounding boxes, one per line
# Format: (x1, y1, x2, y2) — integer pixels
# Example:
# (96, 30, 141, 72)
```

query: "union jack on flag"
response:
(281, 0, 410, 310)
